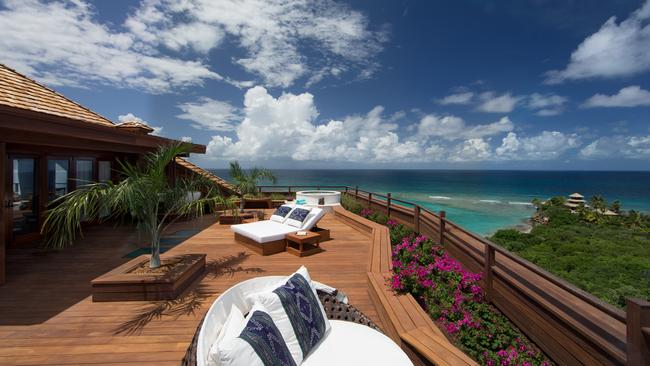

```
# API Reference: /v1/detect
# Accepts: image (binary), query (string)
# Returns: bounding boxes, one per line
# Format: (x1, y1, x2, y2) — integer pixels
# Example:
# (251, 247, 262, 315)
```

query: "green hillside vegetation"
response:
(489, 195, 650, 308)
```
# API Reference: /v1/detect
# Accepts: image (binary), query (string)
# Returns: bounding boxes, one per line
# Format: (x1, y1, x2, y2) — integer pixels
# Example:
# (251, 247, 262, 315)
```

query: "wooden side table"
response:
(285, 231, 323, 257)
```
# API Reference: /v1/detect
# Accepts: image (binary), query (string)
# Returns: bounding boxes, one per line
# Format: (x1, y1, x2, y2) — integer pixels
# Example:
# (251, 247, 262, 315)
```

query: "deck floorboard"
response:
(0, 212, 383, 365)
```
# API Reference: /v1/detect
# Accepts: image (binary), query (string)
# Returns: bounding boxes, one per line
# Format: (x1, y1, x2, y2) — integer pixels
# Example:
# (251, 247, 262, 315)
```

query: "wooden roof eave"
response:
(0, 105, 206, 154)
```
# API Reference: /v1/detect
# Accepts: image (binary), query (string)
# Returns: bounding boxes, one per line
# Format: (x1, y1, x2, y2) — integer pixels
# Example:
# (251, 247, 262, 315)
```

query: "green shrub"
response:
(341, 193, 364, 214)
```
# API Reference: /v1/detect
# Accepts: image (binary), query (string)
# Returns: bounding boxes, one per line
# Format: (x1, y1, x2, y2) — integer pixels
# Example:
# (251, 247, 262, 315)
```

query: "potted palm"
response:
(218, 161, 276, 224)
(41, 143, 227, 269)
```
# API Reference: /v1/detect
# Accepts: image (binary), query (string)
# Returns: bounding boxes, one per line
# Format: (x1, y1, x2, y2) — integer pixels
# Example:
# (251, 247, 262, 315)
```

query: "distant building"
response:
(565, 193, 586, 209)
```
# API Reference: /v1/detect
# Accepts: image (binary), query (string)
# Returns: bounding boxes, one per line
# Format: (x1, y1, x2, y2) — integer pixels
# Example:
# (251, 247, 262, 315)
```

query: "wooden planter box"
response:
(91, 253, 206, 302)
(218, 212, 255, 225)
(243, 198, 273, 209)
(311, 227, 331, 241)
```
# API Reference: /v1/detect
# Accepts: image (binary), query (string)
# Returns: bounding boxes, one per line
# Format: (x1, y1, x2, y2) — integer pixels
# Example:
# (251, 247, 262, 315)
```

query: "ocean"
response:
(209, 170, 650, 236)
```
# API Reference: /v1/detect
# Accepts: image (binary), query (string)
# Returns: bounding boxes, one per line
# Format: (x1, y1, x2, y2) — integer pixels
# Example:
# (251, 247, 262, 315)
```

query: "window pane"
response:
(76, 160, 94, 185)
(48, 159, 69, 201)
(98, 161, 111, 182)
(12, 158, 38, 235)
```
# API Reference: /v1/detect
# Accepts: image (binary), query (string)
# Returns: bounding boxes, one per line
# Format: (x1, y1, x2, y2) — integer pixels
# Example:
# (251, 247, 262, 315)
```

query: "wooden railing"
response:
(258, 185, 650, 366)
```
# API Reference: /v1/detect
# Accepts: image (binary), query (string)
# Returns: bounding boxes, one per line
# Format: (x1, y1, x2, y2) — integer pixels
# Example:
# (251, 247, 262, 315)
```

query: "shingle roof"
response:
(174, 157, 238, 194)
(0, 64, 114, 126)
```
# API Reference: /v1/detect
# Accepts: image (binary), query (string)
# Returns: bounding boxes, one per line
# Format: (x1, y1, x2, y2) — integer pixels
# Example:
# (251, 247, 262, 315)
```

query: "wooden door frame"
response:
(0, 142, 6, 284)
(6, 153, 41, 245)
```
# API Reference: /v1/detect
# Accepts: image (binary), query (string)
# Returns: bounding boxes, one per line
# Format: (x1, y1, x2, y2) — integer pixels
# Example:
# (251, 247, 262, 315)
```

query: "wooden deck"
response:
(0, 212, 382, 365)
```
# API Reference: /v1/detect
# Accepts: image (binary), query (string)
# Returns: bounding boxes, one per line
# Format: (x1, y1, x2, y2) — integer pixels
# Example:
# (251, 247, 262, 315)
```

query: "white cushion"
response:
(285, 207, 313, 228)
(197, 276, 345, 366)
(301, 321, 413, 366)
(270, 205, 294, 223)
(300, 208, 326, 230)
(249, 266, 331, 363)
(207, 305, 245, 366)
(218, 303, 269, 366)
(231, 220, 298, 243)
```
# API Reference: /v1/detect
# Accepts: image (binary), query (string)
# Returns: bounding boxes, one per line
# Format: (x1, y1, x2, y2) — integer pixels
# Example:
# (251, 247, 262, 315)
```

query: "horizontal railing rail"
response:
(253, 184, 647, 365)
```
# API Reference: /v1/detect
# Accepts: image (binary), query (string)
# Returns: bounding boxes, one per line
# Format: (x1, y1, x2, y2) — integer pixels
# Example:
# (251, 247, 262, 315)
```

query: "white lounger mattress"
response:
(231, 207, 326, 243)
(231, 220, 299, 243)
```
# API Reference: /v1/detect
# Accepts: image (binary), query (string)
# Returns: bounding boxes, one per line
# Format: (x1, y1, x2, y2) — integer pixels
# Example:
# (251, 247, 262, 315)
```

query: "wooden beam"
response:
(627, 298, 650, 365)
(0, 108, 206, 154)
(0, 142, 5, 285)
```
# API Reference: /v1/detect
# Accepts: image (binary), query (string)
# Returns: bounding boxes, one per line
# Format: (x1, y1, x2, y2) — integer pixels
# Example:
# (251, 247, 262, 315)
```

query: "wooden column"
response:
(439, 211, 446, 246)
(484, 244, 496, 302)
(0, 142, 6, 285)
(414, 205, 421, 233)
(386, 193, 392, 217)
(627, 298, 650, 366)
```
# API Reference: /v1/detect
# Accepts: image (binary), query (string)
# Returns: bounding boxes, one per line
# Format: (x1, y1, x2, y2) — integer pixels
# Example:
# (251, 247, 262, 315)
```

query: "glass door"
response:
(10, 157, 39, 243)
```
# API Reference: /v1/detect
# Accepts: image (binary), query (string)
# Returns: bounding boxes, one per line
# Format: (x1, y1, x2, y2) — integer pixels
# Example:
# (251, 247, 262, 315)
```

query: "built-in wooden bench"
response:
(333, 206, 477, 366)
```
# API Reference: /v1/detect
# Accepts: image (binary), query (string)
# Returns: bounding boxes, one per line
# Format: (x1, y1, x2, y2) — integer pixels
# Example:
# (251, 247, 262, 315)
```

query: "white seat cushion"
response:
(218, 303, 295, 366)
(249, 266, 331, 364)
(302, 321, 413, 366)
(207, 305, 245, 366)
(231, 221, 298, 243)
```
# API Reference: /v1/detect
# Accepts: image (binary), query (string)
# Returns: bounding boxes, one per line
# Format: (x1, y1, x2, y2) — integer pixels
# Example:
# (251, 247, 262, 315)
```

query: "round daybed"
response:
(182, 276, 413, 366)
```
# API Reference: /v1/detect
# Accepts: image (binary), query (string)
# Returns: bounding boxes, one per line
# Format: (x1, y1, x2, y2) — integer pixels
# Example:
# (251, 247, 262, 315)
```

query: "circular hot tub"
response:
(295, 190, 341, 206)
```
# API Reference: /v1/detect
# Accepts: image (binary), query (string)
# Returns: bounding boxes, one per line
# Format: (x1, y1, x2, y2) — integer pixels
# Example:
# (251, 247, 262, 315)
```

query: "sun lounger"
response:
(231, 206, 326, 255)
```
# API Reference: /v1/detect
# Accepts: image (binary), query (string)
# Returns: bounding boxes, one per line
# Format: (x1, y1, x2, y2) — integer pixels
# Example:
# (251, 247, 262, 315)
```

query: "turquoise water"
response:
(210, 170, 650, 236)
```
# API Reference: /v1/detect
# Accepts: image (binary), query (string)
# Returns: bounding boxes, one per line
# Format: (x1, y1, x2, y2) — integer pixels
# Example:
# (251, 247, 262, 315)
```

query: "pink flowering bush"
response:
(387, 222, 553, 366)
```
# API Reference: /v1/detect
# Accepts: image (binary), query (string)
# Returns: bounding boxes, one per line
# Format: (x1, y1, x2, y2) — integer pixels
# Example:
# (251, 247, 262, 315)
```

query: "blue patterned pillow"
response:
(238, 311, 297, 366)
(273, 205, 292, 218)
(284, 207, 311, 227)
(272, 273, 327, 356)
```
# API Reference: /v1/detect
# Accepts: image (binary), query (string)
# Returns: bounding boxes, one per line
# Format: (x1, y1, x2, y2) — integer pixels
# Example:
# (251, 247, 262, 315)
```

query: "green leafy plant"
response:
(341, 193, 364, 214)
(228, 161, 276, 211)
(491, 198, 650, 308)
(41, 143, 230, 268)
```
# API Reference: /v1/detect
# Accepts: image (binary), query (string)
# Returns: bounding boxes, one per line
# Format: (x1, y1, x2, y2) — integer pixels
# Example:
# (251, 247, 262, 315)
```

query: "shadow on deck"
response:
(0, 213, 380, 365)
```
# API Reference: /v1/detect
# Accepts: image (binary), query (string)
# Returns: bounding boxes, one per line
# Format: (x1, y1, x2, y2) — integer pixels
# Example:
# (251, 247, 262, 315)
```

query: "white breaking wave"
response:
(508, 201, 534, 206)
(429, 195, 452, 200)
(479, 199, 501, 204)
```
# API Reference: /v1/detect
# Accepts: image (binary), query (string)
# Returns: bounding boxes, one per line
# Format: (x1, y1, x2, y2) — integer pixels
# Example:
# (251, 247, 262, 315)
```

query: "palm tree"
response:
(610, 200, 621, 214)
(229, 161, 277, 211)
(590, 195, 607, 214)
(41, 143, 230, 268)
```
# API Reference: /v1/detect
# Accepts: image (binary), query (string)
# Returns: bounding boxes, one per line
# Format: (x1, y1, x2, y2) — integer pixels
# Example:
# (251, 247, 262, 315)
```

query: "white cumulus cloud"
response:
(495, 131, 580, 160)
(545, 0, 650, 83)
(580, 135, 650, 159)
(477, 92, 522, 113)
(416, 115, 513, 140)
(0, 0, 222, 93)
(126, 0, 387, 88)
(527, 93, 569, 116)
(177, 97, 240, 131)
(582, 85, 650, 108)
(206, 87, 430, 163)
(436, 92, 474, 105)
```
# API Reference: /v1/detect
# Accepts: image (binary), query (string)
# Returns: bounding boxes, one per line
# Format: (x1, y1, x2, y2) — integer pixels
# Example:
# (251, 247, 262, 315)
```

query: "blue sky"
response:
(1, 0, 649, 169)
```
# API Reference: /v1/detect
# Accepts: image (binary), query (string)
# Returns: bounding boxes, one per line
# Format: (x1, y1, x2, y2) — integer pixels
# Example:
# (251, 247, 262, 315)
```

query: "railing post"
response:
(355, 186, 359, 197)
(345, 186, 348, 193)
(387, 193, 392, 217)
(258, 186, 262, 194)
(439, 211, 446, 245)
(368, 192, 372, 208)
(414, 205, 421, 233)
(484, 244, 496, 302)
(627, 298, 650, 366)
